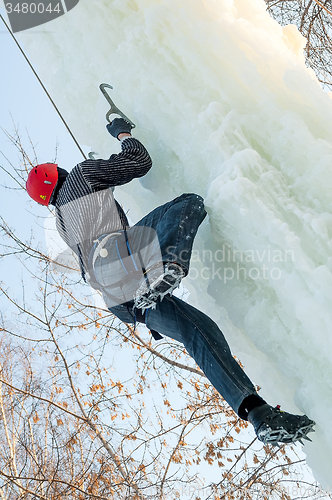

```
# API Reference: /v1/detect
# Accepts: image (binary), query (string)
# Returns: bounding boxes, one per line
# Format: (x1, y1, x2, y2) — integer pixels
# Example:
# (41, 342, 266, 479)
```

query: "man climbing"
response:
(26, 117, 315, 446)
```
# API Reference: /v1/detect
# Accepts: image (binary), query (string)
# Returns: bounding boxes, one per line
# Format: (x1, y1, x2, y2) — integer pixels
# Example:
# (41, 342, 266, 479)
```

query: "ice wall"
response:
(18, 0, 332, 489)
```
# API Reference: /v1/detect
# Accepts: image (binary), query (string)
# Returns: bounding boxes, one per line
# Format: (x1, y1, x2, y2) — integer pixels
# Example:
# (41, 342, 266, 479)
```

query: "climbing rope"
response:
(0, 13, 87, 160)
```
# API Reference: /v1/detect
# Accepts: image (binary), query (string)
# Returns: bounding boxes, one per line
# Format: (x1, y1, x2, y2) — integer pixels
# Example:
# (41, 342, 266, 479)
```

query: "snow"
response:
(17, 0, 332, 490)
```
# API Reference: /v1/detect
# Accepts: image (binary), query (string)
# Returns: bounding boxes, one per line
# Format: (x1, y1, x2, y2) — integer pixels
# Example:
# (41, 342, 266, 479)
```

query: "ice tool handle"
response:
(100, 83, 136, 129)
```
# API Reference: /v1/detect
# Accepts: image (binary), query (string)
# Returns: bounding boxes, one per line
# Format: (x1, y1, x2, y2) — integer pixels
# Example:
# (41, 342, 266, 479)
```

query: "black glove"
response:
(106, 118, 133, 140)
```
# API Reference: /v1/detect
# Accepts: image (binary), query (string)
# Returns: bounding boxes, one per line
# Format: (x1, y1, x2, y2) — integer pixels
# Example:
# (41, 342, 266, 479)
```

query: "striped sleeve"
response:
(80, 137, 152, 190)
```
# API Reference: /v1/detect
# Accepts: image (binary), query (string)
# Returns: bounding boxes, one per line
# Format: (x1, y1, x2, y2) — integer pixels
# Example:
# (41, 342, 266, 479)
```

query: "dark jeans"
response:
(134, 192, 207, 273)
(108, 193, 260, 417)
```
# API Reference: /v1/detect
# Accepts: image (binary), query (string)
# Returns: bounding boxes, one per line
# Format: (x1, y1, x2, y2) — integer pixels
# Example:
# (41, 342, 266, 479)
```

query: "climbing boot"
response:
(134, 262, 185, 312)
(248, 404, 315, 446)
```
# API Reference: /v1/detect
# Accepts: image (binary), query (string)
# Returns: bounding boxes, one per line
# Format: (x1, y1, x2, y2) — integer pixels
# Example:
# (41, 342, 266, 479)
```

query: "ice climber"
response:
(26, 117, 315, 446)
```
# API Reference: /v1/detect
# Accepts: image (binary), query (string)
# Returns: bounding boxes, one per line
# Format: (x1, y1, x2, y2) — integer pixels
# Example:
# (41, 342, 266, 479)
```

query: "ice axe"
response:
(100, 83, 136, 128)
(88, 84, 136, 160)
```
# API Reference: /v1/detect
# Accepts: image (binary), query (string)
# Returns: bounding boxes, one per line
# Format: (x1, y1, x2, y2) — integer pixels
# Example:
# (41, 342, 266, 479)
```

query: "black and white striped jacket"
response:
(54, 137, 152, 278)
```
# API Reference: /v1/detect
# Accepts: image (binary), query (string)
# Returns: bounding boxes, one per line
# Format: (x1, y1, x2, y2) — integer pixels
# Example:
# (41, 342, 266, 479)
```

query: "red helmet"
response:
(26, 163, 58, 206)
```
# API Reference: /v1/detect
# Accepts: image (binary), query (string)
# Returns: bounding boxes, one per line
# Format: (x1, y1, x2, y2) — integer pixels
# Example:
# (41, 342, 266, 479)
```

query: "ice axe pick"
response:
(100, 83, 136, 128)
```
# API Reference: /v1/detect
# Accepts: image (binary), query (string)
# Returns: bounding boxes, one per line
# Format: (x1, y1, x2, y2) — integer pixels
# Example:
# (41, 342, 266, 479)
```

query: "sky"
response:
(0, 4, 86, 198)
(0, 4, 88, 288)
